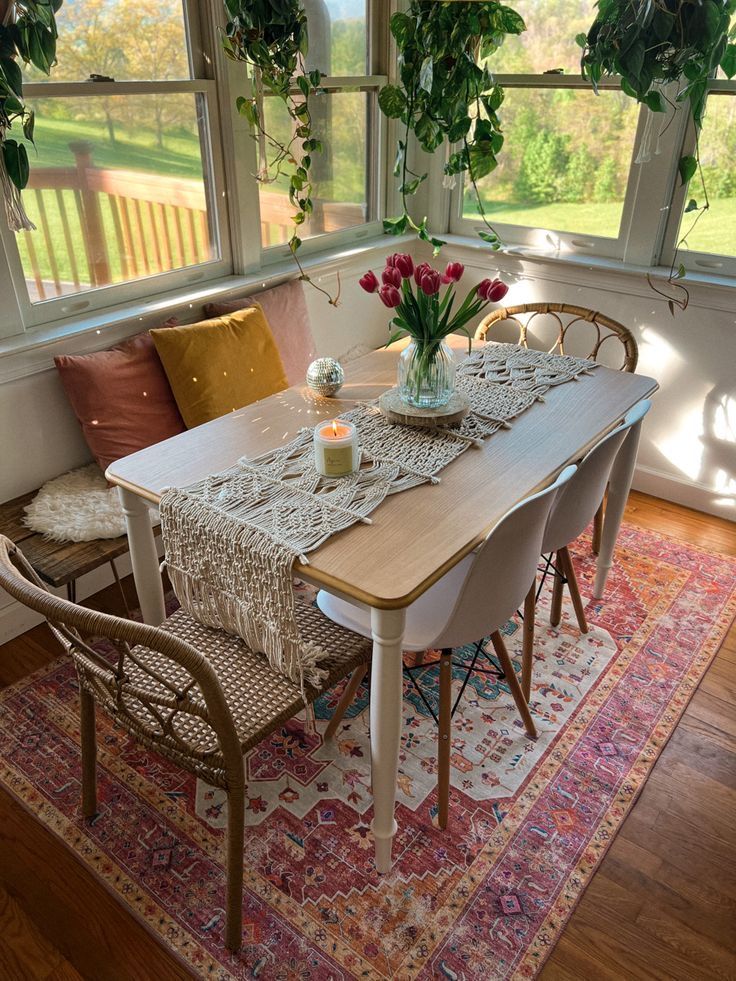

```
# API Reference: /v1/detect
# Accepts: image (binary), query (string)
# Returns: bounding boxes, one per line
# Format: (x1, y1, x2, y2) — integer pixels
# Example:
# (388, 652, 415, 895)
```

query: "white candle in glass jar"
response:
(314, 419, 360, 477)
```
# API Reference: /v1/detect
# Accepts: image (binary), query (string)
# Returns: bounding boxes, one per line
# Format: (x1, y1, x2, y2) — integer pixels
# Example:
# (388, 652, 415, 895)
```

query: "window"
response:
(451, 0, 646, 259)
(664, 82, 736, 275)
(1, 0, 229, 326)
(256, 0, 386, 256)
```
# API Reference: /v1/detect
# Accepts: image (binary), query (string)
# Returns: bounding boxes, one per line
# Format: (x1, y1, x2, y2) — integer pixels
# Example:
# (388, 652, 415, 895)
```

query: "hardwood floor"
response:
(0, 492, 734, 980)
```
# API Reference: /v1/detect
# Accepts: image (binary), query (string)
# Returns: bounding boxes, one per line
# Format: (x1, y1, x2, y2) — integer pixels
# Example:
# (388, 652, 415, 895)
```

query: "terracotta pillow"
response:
(55, 319, 185, 474)
(205, 278, 316, 386)
(151, 306, 289, 429)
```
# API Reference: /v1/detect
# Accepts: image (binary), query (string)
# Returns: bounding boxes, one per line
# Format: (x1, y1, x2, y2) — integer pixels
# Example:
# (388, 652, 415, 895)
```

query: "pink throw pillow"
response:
(205, 279, 316, 386)
(55, 319, 186, 473)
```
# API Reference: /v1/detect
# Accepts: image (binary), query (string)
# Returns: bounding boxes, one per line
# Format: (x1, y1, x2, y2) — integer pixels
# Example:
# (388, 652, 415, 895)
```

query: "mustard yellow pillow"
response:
(151, 305, 289, 428)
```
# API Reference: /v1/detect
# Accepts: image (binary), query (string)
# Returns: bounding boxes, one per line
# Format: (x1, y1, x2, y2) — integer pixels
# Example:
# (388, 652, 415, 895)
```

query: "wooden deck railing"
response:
(22, 141, 367, 301)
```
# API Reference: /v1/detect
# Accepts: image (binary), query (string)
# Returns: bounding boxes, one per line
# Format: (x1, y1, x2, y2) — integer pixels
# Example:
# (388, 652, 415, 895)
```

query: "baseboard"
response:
(0, 539, 162, 645)
(632, 465, 735, 521)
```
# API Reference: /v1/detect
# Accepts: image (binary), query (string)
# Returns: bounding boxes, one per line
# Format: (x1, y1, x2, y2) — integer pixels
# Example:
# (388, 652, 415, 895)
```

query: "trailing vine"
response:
(0, 0, 63, 232)
(578, 0, 736, 311)
(378, 1, 525, 255)
(222, 0, 339, 305)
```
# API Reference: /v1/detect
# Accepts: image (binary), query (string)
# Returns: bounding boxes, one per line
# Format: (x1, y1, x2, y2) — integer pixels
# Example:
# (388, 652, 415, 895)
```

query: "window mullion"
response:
(620, 83, 689, 266)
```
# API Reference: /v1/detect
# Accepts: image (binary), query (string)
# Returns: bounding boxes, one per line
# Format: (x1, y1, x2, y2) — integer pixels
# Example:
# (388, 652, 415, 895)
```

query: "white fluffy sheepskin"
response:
(24, 463, 156, 542)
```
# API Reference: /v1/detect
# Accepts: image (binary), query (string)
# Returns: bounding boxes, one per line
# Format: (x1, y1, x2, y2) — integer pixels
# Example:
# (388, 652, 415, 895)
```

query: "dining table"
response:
(106, 335, 658, 873)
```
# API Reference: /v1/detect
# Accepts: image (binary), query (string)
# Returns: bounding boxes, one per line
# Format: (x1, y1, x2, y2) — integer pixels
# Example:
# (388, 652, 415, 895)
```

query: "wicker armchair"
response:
(476, 302, 638, 551)
(0, 535, 371, 952)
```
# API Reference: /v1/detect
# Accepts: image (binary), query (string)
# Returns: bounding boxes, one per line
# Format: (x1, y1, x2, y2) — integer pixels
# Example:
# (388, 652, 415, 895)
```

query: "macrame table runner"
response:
(160, 343, 597, 695)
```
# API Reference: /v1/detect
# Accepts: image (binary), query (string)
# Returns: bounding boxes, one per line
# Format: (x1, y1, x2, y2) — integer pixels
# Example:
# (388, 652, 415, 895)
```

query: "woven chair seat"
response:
(122, 600, 372, 772)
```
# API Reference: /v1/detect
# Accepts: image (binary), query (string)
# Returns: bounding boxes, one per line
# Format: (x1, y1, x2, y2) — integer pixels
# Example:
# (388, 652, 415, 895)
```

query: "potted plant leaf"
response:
(0, 0, 63, 232)
(378, 0, 525, 255)
(578, 0, 736, 309)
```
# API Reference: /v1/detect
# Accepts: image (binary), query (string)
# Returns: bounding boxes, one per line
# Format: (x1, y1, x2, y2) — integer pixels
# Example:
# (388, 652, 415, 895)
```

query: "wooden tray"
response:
(378, 388, 470, 428)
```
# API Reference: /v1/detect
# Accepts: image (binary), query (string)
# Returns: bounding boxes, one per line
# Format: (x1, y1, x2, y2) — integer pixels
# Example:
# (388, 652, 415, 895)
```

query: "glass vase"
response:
(397, 338, 456, 409)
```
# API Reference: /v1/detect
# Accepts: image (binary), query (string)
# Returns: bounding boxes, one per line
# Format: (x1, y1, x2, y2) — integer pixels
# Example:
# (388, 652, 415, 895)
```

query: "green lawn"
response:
(463, 196, 736, 257)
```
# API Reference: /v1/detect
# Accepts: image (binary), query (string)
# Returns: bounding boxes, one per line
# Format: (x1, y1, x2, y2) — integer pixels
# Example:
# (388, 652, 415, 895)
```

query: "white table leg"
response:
(369, 606, 406, 874)
(118, 487, 166, 625)
(593, 419, 643, 599)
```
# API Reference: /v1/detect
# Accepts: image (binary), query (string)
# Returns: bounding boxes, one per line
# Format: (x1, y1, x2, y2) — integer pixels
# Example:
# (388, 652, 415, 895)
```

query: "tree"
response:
(515, 131, 569, 204)
(593, 157, 618, 203)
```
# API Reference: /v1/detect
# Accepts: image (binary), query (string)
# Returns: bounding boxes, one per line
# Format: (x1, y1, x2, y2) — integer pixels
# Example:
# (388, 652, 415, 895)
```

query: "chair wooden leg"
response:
(437, 648, 453, 831)
(550, 553, 564, 627)
(522, 581, 536, 702)
(592, 502, 604, 555)
(490, 632, 537, 740)
(413, 650, 425, 667)
(324, 665, 368, 740)
(558, 546, 588, 634)
(225, 784, 245, 953)
(79, 687, 97, 818)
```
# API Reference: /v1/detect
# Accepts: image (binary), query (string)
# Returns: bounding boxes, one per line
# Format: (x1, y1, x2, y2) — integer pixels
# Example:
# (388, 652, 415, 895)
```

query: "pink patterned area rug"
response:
(1, 522, 735, 979)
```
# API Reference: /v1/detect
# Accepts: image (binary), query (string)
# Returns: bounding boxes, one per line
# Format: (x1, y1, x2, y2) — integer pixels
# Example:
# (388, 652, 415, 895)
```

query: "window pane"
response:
(17, 95, 218, 303)
(304, 0, 368, 76)
(677, 95, 736, 258)
(24, 0, 190, 82)
(462, 88, 639, 239)
(260, 91, 371, 249)
(491, 0, 596, 74)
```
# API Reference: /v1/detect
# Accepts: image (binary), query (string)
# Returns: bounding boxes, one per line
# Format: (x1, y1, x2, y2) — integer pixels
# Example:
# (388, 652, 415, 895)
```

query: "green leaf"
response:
(0, 57, 23, 97)
(575, 32, 587, 48)
(389, 11, 414, 47)
(721, 43, 736, 78)
(2, 140, 29, 190)
(419, 56, 433, 94)
(22, 108, 35, 144)
(378, 84, 406, 119)
(684, 198, 699, 213)
(383, 214, 409, 236)
(678, 155, 697, 186)
(643, 90, 665, 113)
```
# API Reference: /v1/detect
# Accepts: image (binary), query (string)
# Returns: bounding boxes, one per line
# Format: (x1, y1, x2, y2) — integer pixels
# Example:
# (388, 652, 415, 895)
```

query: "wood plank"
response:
(106, 337, 657, 608)
(0, 884, 83, 981)
(0, 492, 37, 544)
(14, 533, 130, 588)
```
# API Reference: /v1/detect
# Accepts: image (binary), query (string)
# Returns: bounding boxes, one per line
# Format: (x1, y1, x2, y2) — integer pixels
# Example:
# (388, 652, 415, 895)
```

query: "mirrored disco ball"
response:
(306, 357, 344, 397)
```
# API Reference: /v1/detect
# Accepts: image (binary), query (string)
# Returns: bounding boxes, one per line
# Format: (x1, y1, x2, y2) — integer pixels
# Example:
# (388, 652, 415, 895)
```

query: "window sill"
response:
(0, 233, 409, 384)
(438, 234, 736, 312)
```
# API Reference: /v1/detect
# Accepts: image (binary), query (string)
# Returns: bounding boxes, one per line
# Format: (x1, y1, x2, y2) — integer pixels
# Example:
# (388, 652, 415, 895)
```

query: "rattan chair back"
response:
(0, 535, 243, 788)
(475, 302, 638, 372)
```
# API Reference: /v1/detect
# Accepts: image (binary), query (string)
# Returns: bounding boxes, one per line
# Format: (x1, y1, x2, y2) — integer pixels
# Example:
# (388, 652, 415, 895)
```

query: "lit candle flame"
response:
(332, 419, 339, 437)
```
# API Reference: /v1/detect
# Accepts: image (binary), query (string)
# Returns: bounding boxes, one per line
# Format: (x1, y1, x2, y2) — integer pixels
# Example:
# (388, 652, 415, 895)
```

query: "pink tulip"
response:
(419, 269, 441, 296)
(476, 278, 493, 300)
(382, 266, 402, 288)
(486, 278, 509, 302)
(386, 252, 400, 267)
(359, 270, 379, 293)
(414, 261, 433, 286)
(394, 253, 414, 278)
(378, 284, 402, 308)
(444, 261, 464, 282)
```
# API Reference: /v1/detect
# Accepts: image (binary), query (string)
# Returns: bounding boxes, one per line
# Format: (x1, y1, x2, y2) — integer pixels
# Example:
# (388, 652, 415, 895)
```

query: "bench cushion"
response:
(55, 319, 185, 473)
(204, 279, 316, 387)
(151, 306, 289, 428)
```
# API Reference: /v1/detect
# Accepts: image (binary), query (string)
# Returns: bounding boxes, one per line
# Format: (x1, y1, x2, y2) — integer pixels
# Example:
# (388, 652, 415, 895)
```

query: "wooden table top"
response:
(107, 337, 657, 608)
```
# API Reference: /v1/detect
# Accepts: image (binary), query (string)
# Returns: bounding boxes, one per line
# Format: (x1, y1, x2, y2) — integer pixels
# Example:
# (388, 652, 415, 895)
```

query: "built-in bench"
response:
(0, 490, 134, 613)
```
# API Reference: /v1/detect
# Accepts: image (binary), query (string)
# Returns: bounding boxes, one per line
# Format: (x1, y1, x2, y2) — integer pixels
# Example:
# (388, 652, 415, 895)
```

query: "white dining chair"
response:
(520, 399, 652, 699)
(317, 464, 577, 830)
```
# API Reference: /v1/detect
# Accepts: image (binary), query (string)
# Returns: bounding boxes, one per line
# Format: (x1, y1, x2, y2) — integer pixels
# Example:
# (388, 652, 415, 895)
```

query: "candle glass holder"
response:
(313, 419, 360, 477)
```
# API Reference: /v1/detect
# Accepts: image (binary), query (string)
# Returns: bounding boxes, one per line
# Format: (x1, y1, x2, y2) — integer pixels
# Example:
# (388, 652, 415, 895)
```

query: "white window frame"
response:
(449, 73, 656, 260)
(254, 4, 389, 266)
(0, 1, 232, 331)
(661, 80, 736, 279)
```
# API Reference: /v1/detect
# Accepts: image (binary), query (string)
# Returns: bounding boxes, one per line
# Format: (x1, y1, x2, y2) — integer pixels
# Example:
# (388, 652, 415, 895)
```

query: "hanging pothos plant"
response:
(0, 0, 62, 232)
(578, 0, 736, 311)
(222, 0, 339, 304)
(378, 1, 525, 255)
